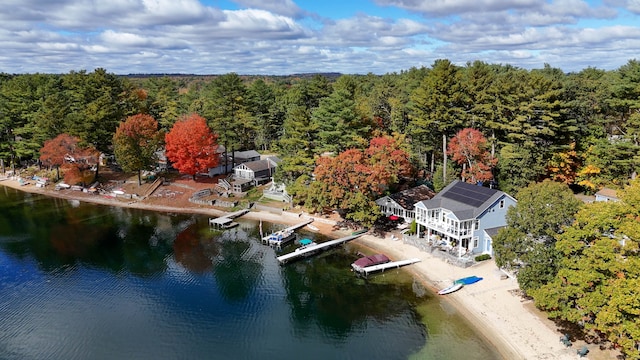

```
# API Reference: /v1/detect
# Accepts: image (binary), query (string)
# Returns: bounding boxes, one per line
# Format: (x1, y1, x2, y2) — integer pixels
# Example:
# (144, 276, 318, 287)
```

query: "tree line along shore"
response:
(1, 59, 639, 358)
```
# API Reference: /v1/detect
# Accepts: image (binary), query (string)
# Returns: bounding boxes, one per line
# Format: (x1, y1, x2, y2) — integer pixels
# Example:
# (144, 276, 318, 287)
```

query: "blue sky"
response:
(0, 0, 639, 75)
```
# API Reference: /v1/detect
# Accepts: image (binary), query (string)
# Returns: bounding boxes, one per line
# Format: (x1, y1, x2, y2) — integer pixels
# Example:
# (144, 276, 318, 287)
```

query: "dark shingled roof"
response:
(388, 185, 436, 210)
(234, 150, 261, 160)
(240, 159, 276, 172)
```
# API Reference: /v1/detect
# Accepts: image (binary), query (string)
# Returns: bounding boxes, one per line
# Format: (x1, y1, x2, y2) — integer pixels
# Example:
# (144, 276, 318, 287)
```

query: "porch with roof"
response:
(415, 206, 477, 258)
(412, 180, 515, 259)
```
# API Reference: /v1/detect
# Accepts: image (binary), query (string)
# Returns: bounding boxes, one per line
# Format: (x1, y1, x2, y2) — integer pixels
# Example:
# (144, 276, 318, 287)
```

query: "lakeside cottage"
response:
(207, 148, 257, 177)
(413, 180, 516, 258)
(594, 187, 619, 202)
(375, 185, 436, 222)
(233, 157, 280, 183)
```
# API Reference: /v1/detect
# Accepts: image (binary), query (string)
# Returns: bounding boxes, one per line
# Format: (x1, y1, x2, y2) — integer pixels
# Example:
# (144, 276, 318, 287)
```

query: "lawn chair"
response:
(577, 345, 589, 357)
(559, 333, 572, 347)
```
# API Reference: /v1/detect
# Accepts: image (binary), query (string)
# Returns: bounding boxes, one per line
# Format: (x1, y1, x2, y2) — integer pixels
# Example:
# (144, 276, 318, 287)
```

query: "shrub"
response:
(475, 254, 491, 262)
(409, 220, 417, 235)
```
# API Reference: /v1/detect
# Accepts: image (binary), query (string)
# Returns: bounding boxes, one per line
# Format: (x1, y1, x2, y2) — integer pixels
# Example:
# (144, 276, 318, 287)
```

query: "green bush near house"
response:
(475, 254, 491, 262)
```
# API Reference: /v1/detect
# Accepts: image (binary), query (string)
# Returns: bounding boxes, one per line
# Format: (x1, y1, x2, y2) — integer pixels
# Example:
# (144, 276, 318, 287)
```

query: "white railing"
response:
(422, 220, 472, 239)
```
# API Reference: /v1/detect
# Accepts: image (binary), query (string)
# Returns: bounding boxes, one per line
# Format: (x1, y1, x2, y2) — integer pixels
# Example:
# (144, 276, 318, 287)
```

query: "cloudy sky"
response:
(1, 0, 639, 75)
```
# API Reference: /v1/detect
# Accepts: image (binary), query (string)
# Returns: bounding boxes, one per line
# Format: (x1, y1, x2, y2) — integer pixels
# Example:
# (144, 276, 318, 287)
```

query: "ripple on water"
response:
(0, 191, 503, 360)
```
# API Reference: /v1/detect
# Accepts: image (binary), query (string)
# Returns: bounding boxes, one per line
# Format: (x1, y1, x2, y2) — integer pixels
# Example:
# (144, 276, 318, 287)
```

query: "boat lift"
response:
(355, 258, 421, 276)
(262, 218, 314, 246)
(276, 233, 364, 264)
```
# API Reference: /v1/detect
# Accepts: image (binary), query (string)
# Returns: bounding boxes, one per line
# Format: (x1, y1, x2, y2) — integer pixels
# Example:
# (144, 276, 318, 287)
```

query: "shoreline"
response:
(0, 179, 613, 360)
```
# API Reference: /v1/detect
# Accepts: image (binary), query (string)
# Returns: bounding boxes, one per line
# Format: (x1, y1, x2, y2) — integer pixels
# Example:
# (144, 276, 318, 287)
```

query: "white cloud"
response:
(604, 0, 640, 13)
(216, 9, 307, 38)
(231, 0, 306, 18)
(374, 0, 541, 16)
(0, 0, 637, 74)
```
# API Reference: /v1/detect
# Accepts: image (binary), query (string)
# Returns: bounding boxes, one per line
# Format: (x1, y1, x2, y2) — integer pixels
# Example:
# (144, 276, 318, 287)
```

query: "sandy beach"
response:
(0, 177, 617, 360)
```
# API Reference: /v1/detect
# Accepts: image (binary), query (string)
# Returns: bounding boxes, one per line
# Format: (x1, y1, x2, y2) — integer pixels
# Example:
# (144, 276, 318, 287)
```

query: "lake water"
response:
(0, 186, 502, 360)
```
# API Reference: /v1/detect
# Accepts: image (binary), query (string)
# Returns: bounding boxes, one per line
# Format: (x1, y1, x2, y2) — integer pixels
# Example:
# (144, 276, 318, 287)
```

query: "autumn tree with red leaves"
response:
(113, 114, 163, 185)
(447, 128, 497, 184)
(40, 133, 80, 181)
(307, 134, 413, 225)
(39, 133, 98, 184)
(64, 145, 99, 185)
(164, 114, 219, 180)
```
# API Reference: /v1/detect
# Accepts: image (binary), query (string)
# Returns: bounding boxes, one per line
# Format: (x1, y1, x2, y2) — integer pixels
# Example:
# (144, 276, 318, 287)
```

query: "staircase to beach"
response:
(140, 177, 164, 200)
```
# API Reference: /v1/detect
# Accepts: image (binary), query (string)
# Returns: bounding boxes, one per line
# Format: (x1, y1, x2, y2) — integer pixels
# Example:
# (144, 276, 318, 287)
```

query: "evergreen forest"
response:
(1, 60, 640, 357)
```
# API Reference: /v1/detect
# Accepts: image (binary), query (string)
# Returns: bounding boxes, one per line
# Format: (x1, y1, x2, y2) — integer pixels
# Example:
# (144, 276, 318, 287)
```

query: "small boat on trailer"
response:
(438, 282, 463, 295)
(351, 254, 390, 273)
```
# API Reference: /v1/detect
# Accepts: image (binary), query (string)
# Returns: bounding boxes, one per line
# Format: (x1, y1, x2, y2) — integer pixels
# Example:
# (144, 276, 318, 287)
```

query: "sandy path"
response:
(0, 178, 616, 360)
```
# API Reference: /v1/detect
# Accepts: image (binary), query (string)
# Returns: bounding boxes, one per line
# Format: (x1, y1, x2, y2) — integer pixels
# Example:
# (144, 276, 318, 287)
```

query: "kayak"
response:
(454, 276, 483, 285)
(438, 283, 463, 295)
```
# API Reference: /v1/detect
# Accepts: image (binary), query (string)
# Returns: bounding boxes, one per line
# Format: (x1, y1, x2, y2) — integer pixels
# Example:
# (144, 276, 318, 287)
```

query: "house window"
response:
(474, 220, 479, 230)
(473, 236, 479, 248)
(499, 199, 505, 208)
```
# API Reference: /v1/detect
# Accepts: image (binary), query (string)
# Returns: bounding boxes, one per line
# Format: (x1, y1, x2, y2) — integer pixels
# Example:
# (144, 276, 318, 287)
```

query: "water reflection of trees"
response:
(173, 224, 219, 273)
(211, 227, 265, 302)
(0, 189, 181, 276)
(282, 252, 427, 342)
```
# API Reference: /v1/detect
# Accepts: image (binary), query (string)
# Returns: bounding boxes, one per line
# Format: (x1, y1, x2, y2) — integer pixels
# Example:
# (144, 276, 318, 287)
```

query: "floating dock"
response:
(276, 233, 363, 264)
(262, 219, 314, 247)
(355, 258, 421, 276)
(209, 209, 249, 229)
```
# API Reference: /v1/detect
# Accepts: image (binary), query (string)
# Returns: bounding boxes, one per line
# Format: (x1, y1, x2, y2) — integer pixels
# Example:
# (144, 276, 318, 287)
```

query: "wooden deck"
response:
(209, 209, 250, 229)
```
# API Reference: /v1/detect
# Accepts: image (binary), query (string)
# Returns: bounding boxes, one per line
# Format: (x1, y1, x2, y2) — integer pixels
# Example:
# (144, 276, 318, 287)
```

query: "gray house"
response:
(375, 185, 436, 222)
(233, 157, 280, 185)
(414, 180, 516, 257)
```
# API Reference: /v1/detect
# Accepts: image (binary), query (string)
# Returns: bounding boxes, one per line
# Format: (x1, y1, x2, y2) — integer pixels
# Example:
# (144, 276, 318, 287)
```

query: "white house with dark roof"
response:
(375, 185, 436, 222)
(233, 156, 280, 185)
(414, 180, 516, 257)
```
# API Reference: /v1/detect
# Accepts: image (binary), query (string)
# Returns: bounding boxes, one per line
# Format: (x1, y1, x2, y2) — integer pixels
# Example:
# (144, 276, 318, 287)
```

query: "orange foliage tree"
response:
(447, 128, 497, 184)
(309, 134, 413, 225)
(546, 142, 581, 184)
(164, 114, 219, 180)
(40, 133, 80, 181)
(113, 114, 163, 185)
(40, 133, 98, 184)
(63, 145, 99, 185)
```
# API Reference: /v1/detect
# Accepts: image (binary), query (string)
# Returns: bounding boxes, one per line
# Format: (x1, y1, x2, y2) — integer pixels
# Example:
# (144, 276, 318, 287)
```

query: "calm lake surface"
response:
(0, 186, 502, 360)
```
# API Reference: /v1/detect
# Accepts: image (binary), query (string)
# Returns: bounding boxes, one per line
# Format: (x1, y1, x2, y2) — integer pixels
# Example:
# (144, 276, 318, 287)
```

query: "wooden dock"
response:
(276, 233, 363, 264)
(262, 218, 313, 246)
(209, 209, 250, 229)
(355, 258, 421, 276)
